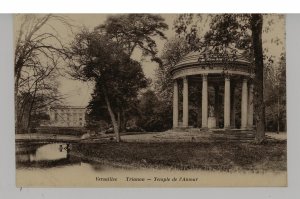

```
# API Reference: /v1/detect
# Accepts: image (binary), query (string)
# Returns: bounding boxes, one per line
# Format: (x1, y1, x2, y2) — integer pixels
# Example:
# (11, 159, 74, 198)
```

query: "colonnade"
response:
(173, 74, 254, 130)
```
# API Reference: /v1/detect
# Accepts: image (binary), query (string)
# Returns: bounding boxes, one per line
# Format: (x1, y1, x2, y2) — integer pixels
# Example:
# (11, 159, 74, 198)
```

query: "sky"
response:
(14, 14, 285, 107)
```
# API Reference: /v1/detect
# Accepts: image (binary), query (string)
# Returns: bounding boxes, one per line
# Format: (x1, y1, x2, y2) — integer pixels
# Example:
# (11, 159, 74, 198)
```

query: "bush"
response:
(136, 90, 172, 132)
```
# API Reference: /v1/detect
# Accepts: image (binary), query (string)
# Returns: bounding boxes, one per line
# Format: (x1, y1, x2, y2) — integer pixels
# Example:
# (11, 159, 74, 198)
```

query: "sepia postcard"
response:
(14, 14, 287, 187)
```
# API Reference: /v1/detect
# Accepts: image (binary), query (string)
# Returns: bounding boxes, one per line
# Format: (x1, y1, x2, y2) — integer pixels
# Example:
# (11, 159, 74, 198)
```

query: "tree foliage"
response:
(67, 14, 168, 141)
(154, 37, 190, 103)
(137, 90, 172, 132)
(96, 14, 168, 65)
(68, 29, 148, 141)
(265, 53, 286, 132)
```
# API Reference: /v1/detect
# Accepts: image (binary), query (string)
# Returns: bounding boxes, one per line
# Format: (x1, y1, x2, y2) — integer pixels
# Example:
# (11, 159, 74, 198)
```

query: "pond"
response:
(15, 142, 142, 186)
(16, 142, 115, 172)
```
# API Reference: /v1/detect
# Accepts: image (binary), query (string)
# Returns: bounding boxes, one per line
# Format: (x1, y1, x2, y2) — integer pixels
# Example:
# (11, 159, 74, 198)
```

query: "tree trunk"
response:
(17, 94, 31, 132)
(251, 14, 265, 142)
(26, 81, 38, 133)
(277, 92, 280, 134)
(102, 86, 120, 142)
(15, 73, 21, 132)
(117, 111, 121, 131)
(120, 109, 126, 132)
(26, 98, 35, 133)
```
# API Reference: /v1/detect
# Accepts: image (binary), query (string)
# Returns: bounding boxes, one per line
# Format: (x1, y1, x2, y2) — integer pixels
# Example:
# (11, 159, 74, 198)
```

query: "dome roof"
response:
(170, 48, 253, 79)
(174, 49, 251, 69)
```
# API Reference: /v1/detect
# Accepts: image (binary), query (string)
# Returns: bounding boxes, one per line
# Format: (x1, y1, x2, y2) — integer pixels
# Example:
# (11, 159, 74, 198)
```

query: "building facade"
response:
(48, 106, 86, 127)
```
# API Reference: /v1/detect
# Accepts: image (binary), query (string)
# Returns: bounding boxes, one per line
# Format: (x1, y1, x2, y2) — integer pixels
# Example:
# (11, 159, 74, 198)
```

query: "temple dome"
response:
(170, 48, 253, 79)
(174, 48, 250, 68)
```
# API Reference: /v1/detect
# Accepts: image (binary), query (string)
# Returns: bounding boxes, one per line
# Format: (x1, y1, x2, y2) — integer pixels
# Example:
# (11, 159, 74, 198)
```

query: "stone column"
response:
(241, 78, 248, 129)
(224, 76, 231, 129)
(201, 74, 208, 128)
(247, 82, 254, 129)
(182, 76, 189, 127)
(173, 80, 179, 128)
(214, 85, 219, 128)
(230, 83, 236, 128)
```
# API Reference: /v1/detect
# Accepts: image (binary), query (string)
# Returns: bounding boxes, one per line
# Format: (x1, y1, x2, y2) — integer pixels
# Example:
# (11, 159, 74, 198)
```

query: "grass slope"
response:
(73, 140, 286, 172)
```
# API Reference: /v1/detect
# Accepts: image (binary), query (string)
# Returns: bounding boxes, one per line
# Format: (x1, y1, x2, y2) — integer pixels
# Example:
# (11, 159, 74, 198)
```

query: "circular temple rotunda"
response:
(170, 50, 255, 131)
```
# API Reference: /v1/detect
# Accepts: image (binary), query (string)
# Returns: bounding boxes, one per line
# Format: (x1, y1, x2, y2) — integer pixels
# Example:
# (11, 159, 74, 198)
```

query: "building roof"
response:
(170, 47, 253, 79)
(50, 106, 86, 110)
(176, 50, 250, 67)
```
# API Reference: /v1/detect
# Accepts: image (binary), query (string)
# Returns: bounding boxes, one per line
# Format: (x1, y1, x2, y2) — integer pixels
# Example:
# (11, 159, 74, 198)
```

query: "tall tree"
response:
(68, 30, 148, 142)
(14, 14, 71, 132)
(94, 14, 168, 131)
(250, 14, 265, 141)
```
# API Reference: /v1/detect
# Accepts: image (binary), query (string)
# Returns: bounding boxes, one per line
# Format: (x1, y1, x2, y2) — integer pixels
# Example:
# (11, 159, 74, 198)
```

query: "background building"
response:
(48, 106, 86, 127)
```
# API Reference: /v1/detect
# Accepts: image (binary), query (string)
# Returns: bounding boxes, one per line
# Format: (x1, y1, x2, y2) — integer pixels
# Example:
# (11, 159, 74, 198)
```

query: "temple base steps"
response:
(171, 127, 256, 142)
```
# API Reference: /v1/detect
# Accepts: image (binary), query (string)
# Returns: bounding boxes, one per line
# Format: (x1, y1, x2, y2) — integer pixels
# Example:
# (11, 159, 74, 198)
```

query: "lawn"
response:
(72, 139, 286, 172)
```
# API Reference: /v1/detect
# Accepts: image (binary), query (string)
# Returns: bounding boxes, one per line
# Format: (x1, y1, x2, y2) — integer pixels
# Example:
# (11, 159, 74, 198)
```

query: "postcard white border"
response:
(1, 13, 300, 199)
